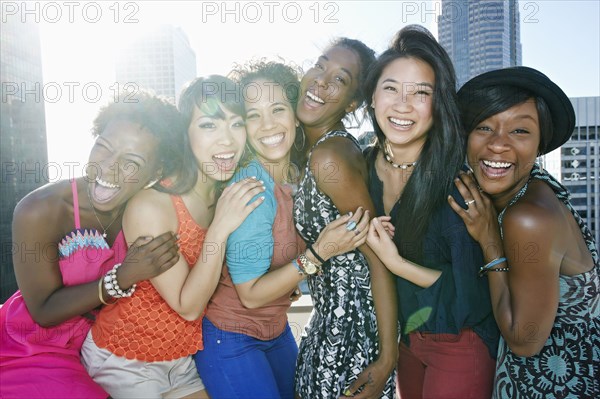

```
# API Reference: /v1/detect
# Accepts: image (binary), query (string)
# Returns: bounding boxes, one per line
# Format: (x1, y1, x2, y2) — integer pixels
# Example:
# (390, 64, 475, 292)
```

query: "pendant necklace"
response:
(87, 185, 121, 239)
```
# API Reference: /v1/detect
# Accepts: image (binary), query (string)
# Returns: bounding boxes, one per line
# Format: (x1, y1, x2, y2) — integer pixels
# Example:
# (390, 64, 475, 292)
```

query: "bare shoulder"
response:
(13, 180, 72, 232)
(123, 189, 176, 223)
(312, 136, 363, 163)
(502, 180, 565, 253)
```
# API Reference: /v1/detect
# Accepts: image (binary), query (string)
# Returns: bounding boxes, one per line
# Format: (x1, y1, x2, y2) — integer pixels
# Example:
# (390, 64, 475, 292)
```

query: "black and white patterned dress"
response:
(293, 131, 395, 398)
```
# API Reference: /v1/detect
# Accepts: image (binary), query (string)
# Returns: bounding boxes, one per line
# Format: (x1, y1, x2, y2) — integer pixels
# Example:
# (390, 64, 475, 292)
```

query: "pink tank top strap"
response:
(71, 179, 81, 229)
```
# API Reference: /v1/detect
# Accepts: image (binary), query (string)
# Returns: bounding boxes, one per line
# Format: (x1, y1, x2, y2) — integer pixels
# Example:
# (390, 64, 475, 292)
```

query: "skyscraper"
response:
(115, 25, 197, 104)
(561, 97, 599, 244)
(1, 19, 49, 301)
(438, 0, 522, 87)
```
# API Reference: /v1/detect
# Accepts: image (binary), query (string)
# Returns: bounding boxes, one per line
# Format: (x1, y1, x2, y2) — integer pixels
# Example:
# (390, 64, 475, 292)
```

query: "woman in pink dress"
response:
(0, 92, 184, 398)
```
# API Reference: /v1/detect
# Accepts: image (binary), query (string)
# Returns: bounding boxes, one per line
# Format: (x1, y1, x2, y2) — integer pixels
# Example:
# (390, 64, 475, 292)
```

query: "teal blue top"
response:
(226, 160, 277, 284)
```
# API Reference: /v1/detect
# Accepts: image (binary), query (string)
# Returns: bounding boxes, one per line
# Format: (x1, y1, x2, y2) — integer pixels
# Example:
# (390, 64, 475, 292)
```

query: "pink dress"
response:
(0, 180, 125, 398)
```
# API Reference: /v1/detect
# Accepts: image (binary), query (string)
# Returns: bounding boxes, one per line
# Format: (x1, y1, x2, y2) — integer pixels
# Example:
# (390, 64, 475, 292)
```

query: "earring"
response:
(143, 178, 160, 190)
(294, 125, 306, 152)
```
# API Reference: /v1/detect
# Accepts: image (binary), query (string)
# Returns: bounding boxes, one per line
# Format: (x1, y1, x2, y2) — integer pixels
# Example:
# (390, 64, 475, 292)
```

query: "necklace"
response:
(383, 140, 417, 170)
(86, 185, 121, 239)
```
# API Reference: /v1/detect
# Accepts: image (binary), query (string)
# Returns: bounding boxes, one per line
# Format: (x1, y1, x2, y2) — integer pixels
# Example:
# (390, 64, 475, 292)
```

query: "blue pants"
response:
(194, 318, 298, 399)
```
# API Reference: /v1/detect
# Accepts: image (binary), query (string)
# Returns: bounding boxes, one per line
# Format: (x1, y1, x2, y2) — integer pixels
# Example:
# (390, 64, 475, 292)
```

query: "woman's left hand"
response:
(340, 359, 391, 398)
(447, 171, 502, 248)
(366, 216, 400, 267)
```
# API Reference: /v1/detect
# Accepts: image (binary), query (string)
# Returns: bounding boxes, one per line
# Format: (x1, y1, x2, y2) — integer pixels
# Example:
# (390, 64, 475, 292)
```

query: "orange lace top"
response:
(91, 195, 206, 362)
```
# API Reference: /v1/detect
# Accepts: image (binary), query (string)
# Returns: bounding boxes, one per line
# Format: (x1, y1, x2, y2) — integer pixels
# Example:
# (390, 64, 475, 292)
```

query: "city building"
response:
(1, 19, 48, 301)
(115, 25, 197, 104)
(561, 97, 599, 244)
(438, 0, 522, 87)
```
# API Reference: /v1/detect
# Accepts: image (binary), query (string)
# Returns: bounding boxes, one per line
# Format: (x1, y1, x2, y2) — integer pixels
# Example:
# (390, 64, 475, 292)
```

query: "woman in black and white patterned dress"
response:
(293, 38, 397, 399)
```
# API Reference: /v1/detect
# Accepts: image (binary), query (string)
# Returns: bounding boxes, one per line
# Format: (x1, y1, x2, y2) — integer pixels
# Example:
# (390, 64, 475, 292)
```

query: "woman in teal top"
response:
(195, 61, 370, 399)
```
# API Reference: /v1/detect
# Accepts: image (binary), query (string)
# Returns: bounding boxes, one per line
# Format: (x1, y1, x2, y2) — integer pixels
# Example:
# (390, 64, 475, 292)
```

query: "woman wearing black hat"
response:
(450, 66, 599, 398)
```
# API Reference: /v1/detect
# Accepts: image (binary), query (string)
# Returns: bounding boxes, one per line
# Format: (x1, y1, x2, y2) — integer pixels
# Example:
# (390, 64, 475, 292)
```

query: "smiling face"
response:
(86, 119, 161, 211)
(187, 100, 246, 183)
(371, 57, 434, 156)
(296, 45, 361, 133)
(245, 79, 297, 165)
(467, 100, 541, 207)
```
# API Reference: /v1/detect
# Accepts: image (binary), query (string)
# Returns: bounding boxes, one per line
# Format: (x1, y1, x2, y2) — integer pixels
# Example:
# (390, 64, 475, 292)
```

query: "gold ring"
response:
(343, 389, 353, 397)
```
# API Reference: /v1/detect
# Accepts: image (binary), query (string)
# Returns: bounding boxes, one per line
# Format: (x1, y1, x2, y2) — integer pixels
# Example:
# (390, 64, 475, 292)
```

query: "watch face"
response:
(304, 262, 317, 275)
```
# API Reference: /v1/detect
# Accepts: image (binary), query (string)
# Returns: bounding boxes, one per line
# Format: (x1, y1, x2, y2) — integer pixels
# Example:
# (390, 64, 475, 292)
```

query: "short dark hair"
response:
(459, 86, 552, 154)
(91, 90, 186, 192)
(328, 37, 376, 108)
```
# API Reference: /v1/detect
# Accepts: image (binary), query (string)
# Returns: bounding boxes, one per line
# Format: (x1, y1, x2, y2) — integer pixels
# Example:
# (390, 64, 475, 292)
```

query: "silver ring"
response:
(346, 220, 357, 231)
(465, 199, 476, 206)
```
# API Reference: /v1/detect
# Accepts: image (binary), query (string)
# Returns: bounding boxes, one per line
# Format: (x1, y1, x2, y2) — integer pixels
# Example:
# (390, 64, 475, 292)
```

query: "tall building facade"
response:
(561, 97, 599, 244)
(438, 0, 522, 87)
(115, 25, 197, 104)
(1, 19, 49, 301)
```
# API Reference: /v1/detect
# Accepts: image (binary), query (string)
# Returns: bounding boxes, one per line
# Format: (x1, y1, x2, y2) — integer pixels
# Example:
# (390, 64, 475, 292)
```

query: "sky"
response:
(4, 0, 599, 178)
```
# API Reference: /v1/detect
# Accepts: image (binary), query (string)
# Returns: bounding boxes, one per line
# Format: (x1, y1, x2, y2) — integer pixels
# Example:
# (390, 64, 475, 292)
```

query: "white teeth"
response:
(214, 153, 234, 160)
(306, 91, 325, 104)
(260, 133, 284, 145)
(390, 118, 414, 126)
(95, 177, 119, 189)
(483, 160, 512, 168)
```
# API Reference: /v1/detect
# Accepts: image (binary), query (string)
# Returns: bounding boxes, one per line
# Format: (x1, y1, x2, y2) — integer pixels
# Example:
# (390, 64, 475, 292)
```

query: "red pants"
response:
(397, 328, 495, 399)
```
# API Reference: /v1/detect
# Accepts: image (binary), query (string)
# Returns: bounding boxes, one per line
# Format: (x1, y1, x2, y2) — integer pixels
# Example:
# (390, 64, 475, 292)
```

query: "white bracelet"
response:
(103, 263, 136, 298)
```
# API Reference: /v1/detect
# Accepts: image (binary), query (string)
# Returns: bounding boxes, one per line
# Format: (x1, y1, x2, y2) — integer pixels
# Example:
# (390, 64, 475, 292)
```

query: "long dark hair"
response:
(364, 25, 465, 262)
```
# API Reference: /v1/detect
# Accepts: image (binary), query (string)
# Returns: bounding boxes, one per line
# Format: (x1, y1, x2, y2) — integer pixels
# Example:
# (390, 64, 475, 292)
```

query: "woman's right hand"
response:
(117, 231, 180, 288)
(312, 207, 370, 262)
(212, 178, 266, 236)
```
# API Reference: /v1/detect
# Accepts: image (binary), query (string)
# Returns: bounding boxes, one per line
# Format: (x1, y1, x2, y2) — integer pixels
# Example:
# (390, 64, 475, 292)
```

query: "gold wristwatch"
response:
(298, 253, 320, 275)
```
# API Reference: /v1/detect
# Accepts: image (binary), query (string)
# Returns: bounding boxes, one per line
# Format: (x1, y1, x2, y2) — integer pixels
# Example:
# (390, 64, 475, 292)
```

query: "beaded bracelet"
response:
(307, 243, 326, 265)
(478, 257, 508, 277)
(488, 267, 510, 273)
(103, 263, 137, 298)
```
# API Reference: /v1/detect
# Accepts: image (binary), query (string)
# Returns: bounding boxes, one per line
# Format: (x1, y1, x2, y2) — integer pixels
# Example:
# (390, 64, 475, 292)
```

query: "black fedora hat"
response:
(458, 66, 575, 154)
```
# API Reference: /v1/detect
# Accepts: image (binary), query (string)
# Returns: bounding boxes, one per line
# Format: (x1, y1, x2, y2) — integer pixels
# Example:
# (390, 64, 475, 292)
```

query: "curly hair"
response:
(91, 90, 187, 193)
(229, 60, 305, 166)
(230, 59, 302, 111)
